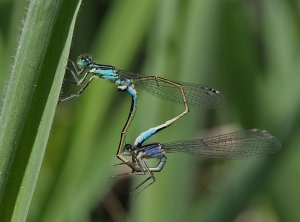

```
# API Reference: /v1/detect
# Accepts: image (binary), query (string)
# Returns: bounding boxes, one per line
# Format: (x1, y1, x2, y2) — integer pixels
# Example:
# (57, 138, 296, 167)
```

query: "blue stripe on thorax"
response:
(143, 147, 164, 158)
(91, 64, 133, 85)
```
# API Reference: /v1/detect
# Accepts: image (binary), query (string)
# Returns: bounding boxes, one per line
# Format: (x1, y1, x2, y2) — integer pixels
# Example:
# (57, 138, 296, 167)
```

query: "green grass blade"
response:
(0, 0, 29, 100)
(0, 30, 4, 90)
(0, 0, 81, 221)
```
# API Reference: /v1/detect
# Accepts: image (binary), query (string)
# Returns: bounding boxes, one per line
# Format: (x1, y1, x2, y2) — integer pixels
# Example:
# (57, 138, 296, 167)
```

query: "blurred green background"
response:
(1, 0, 300, 221)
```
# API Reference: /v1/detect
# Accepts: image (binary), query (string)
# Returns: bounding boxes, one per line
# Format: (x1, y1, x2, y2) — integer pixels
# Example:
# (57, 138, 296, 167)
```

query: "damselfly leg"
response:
(60, 60, 96, 102)
(132, 153, 167, 197)
(60, 75, 98, 102)
(131, 159, 155, 198)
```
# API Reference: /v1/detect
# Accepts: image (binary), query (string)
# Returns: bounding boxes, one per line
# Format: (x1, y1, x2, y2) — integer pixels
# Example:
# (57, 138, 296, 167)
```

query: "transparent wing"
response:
(162, 129, 281, 159)
(137, 79, 223, 109)
(118, 70, 223, 109)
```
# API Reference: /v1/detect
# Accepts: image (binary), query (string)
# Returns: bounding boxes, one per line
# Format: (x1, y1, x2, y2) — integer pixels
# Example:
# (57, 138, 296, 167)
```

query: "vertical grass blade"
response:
(0, 0, 81, 221)
(0, 0, 28, 101)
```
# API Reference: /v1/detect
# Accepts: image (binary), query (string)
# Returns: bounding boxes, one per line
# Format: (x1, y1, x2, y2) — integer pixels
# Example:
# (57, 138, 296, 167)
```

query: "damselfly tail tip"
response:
(251, 129, 282, 153)
(203, 87, 221, 95)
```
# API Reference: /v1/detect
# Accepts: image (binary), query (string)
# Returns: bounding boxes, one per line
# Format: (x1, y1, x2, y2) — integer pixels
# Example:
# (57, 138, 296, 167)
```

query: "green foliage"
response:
(0, 0, 81, 221)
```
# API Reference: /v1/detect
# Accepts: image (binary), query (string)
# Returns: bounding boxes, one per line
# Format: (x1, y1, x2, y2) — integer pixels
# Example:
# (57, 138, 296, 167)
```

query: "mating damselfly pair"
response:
(61, 54, 281, 195)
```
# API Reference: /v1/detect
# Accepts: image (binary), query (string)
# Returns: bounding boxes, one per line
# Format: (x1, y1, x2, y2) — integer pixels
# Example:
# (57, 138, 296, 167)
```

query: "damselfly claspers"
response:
(62, 55, 223, 166)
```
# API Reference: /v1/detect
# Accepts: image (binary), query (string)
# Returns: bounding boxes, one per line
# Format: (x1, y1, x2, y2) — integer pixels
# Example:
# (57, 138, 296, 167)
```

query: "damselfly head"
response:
(122, 144, 134, 156)
(77, 54, 92, 69)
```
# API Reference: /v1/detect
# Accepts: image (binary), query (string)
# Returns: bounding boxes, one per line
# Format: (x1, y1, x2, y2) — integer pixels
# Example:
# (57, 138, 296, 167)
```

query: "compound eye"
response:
(124, 144, 132, 150)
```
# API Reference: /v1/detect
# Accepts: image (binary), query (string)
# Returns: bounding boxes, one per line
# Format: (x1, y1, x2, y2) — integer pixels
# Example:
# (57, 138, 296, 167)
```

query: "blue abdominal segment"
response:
(134, 127, 158, 146)
(126, 86, 137, 113)
(126, 85, 137, 97)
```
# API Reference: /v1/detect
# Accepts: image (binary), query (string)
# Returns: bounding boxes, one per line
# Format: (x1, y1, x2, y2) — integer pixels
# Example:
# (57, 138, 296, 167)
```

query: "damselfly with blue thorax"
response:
(61, 54, 224, 165)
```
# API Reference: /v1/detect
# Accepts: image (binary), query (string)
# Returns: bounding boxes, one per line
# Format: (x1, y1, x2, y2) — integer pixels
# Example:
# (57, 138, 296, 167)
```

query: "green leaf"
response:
(0, 0, 81, 221)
